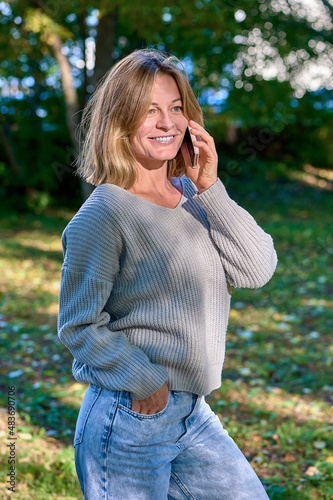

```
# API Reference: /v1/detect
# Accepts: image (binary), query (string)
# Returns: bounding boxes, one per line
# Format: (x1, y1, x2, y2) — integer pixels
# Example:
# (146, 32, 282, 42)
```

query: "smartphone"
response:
(180, 127, 199, 168)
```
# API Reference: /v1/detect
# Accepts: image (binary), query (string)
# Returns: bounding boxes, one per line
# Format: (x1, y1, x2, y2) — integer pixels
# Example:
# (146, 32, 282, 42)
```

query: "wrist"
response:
(196, 178, 218, 194)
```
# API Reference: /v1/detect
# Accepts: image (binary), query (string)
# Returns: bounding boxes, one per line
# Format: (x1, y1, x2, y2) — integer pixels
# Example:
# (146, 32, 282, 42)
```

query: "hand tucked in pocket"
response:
(131, 382, 169, 415)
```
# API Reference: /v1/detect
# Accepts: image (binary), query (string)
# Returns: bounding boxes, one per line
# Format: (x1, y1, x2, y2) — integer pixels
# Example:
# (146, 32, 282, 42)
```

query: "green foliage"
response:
(0, 92, 80, 212)
(0, 0, 332, 208)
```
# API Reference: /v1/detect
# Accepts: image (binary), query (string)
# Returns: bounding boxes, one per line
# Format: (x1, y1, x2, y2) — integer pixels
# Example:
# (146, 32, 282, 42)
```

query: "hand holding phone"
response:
(183, 120, 218, 193)
(180, 127, 199, 168)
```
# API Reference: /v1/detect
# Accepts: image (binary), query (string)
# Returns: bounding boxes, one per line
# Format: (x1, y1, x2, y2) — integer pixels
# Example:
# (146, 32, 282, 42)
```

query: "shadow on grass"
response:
(0, 319, 81, 446)
(1, 241, 64, 263)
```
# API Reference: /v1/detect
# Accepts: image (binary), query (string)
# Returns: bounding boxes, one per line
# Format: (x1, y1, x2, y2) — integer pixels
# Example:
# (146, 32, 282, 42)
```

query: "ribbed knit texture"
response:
(58, 176, 277, 400)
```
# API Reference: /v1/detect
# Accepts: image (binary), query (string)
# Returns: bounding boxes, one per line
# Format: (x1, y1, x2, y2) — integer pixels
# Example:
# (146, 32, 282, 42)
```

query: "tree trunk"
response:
(0, 125, 22, 177)
(49, 10, 118, 201)
(50, 34, 79, 152)
(91, 10, 118, 89)
(50, 33, 93, 201)
(78, 12, 88, 111)
(226, 124, 238, 145)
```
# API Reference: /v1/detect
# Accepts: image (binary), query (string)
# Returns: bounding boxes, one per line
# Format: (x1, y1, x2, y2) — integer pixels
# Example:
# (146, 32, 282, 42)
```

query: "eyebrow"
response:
(150, 97, 182, 105)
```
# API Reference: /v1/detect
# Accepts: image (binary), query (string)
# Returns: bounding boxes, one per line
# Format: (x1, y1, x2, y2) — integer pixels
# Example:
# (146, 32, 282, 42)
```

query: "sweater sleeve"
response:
(192, 178, 277, 289)
(57, 202, 168, 400)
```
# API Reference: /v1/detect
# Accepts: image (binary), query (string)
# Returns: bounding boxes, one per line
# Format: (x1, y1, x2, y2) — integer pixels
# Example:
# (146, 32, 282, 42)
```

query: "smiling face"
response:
(130, 73, 188, 171)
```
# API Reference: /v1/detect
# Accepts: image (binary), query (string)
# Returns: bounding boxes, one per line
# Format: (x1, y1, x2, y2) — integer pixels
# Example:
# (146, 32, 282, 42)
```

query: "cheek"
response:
(131, 119, 150, 143)
(129, 136, 142, 157)
(178, 116, 189, 132)
(130, 130, 145, 150)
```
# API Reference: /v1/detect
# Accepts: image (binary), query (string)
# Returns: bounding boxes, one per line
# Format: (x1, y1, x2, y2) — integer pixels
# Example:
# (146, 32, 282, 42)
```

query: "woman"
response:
(58, 49, 277, 499)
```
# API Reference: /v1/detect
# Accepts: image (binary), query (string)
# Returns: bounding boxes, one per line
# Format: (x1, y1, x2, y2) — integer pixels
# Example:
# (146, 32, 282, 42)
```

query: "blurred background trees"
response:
(1, 0, 332, 211)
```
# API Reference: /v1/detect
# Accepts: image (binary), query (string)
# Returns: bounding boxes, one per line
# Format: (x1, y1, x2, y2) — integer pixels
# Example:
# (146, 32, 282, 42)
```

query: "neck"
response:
(129, 161, 172, 195)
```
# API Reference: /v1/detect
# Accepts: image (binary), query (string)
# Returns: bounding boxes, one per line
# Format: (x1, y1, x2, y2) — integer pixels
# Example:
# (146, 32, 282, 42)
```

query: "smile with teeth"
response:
(152, 136, 174, 142)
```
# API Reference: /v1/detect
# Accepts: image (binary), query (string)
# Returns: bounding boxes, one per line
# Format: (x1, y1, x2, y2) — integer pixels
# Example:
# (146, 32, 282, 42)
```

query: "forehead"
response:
(150, 74, 182, 103)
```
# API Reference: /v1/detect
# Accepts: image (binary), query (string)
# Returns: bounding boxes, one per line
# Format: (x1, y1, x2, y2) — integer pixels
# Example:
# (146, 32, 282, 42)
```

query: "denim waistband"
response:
(117, 389, 198, 408)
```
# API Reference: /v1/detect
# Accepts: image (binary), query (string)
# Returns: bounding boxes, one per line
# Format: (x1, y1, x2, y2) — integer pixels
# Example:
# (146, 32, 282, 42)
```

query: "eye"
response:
(147, 108, 156, 115)
(172, 106, 183, 112)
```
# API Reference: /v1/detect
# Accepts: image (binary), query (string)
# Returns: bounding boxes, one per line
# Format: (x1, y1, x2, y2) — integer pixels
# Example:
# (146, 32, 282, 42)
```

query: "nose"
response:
(156, 111, 174, 131)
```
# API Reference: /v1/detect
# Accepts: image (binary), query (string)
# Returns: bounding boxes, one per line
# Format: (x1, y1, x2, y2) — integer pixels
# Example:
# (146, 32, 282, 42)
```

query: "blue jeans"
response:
(74, 385, 269, 499)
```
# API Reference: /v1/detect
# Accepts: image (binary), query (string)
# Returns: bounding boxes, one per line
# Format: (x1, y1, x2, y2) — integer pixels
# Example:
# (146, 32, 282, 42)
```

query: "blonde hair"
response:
(76, 49, 203, 189)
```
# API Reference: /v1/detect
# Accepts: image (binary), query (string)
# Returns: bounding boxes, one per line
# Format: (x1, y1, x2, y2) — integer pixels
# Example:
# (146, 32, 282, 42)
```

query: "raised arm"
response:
(193, 179, 277, 288)
(184, 120, 277, 289)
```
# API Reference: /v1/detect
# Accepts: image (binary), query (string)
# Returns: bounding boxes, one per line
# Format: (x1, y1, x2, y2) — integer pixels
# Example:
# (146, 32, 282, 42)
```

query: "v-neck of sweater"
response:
(103, 176, 186, 211)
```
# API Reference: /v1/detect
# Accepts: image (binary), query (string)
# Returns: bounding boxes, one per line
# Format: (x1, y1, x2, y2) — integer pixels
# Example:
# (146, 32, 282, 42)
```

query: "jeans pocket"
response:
(73, 384, 102, 447)
(118, 391, 170, 420)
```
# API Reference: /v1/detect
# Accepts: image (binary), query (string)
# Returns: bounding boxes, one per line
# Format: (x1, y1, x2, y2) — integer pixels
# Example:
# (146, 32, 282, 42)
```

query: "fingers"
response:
(188, 119, 205, 131)
(185, 120, 218, 192)
(131, 400, 163, 414)
(188, 120, 210, 137)
(131, 383, 169, 415)
(188, 120, 216, 152)
(192, 140, 217, 163)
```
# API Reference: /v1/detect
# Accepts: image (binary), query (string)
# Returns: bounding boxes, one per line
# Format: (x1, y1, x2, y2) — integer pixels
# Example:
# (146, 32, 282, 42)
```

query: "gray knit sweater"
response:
(58, 176, 277, 400)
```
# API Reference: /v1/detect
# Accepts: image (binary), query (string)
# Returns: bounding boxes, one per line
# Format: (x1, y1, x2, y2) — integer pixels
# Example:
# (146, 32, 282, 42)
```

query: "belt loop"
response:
(117, 391, 130, 408)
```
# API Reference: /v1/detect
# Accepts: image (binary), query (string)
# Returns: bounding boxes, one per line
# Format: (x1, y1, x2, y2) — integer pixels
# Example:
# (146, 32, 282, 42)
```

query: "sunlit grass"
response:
(286, 164, 333, 191)
(0, 411, 82, 500)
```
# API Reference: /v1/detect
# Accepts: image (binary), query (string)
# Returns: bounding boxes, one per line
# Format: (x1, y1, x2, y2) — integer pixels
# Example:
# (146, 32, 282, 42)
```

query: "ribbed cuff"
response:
(127, 364, 169, 400)
(72, 359, 169, 401)
(193, 178, 230, 213)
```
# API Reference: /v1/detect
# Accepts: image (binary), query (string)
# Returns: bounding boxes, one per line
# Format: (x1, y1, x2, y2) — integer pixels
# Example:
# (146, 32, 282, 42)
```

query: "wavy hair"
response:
(76, 49, 203, 189)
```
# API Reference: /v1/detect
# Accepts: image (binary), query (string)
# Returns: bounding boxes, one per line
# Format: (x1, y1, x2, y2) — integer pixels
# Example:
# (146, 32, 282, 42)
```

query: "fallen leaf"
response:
(69, 382, 85, 392)
(284, 452, 296, 462)
(18, 432, 32, 440)
(314, 441, 326, 449)
(304, 466, 320, 477)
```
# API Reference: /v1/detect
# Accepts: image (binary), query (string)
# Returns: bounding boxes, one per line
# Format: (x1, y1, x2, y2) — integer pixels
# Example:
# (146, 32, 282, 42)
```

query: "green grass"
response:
(0, 176, 332, 499)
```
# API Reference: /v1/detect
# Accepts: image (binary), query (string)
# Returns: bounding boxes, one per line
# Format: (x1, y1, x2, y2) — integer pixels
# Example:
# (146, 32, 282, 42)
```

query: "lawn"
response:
(0, 174, 332, 499)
